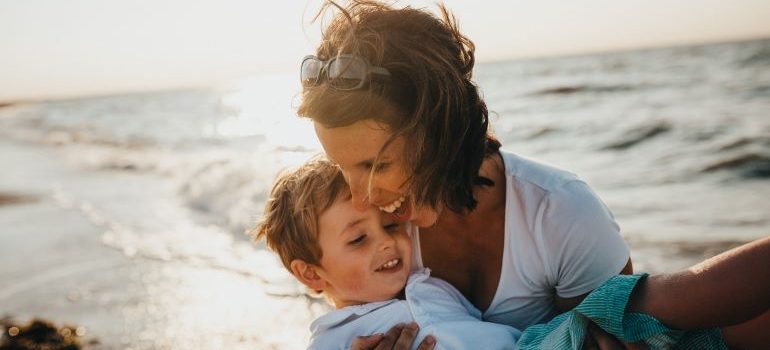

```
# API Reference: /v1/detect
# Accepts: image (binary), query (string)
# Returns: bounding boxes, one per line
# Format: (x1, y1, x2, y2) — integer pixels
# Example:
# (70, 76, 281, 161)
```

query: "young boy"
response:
(252, 157, 521, 349)
(254, 157, 770, 350)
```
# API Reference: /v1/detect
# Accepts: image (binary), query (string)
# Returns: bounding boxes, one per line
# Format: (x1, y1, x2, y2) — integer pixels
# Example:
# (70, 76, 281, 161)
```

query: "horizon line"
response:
(2, 35, 767, 105)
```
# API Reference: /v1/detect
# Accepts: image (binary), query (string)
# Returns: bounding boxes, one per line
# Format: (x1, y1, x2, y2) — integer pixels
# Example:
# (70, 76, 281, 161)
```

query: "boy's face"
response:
(315, 194, 412, 308)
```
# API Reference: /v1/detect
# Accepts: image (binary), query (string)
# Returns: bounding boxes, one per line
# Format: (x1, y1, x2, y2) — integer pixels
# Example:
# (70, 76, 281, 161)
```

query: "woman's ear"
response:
(290, 259, 326, 292)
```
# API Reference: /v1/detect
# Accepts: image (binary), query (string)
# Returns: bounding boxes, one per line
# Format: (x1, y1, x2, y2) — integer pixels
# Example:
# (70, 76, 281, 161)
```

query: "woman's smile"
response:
(378, 195, 405, 213)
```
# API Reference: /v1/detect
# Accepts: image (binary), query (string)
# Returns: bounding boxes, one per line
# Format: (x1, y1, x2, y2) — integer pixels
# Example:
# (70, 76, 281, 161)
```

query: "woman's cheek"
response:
(412, 205, 440, 227)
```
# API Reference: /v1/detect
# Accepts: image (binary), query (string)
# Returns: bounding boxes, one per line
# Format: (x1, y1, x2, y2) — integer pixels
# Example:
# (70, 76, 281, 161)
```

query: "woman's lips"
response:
(377, 196, 412, 221)
(391, 198, 411, 222)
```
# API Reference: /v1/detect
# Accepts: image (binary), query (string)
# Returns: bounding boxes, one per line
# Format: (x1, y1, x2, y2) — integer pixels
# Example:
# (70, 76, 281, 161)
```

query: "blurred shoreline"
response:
(0, 138, 322, 349)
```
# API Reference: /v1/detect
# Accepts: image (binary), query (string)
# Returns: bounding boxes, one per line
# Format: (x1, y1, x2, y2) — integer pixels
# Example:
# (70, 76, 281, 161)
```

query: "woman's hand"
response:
(584, 322, 650, 350)
(350, 323, 436, 350)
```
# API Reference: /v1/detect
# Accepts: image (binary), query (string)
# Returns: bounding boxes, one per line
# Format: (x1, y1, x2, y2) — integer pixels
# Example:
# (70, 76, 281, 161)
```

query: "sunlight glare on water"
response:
(218, 73, 321, 151)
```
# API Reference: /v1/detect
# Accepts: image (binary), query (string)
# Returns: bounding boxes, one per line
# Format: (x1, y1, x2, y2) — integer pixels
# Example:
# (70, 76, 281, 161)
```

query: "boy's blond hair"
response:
(252, 156, 348, 271)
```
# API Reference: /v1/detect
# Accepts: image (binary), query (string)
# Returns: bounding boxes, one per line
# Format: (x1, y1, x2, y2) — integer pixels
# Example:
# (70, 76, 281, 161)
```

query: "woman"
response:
(297, 1, 766, 349)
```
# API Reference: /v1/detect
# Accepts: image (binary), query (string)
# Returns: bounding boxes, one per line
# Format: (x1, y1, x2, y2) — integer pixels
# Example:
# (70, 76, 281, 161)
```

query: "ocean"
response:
(1, 38, 768, 349)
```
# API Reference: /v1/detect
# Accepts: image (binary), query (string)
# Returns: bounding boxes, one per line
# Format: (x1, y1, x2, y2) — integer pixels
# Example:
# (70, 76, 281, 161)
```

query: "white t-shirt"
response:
(412, 150, 630, 330)
(307, 269, 521, 350)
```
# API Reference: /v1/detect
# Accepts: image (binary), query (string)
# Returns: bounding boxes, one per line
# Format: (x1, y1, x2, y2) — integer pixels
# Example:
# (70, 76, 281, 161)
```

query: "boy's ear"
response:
(290, 259, 326, 292)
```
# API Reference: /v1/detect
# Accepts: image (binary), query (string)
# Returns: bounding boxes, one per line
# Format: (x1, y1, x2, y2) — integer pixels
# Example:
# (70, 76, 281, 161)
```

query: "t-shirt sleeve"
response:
(538, 180, 630, 298)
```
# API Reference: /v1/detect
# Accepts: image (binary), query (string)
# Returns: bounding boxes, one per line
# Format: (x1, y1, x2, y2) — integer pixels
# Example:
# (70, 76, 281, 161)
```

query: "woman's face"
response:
(314, 119, 407, 212)
(314, 119, 440, 226)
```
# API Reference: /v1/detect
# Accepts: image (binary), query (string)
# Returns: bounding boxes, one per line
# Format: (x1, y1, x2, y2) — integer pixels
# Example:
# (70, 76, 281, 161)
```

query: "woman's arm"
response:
(555, 259, 634, 312)
(627, 236, 770, 330)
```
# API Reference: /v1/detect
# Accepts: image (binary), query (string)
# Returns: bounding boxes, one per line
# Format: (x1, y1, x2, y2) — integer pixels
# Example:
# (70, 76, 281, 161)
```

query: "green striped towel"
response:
(516, 274, 726, 350)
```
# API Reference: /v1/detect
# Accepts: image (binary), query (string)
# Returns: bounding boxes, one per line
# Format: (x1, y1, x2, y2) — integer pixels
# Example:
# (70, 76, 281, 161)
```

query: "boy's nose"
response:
(377, 233, 396, 251)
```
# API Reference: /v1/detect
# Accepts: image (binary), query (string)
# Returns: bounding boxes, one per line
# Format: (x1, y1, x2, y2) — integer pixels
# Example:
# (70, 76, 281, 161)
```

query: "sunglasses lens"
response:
(301, 58, 323, 86)
(328, 57, 366, 90)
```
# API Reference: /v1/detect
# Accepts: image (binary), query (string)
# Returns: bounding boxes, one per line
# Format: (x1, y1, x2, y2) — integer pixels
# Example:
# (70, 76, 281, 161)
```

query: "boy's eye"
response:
(348, 234, 366, 245)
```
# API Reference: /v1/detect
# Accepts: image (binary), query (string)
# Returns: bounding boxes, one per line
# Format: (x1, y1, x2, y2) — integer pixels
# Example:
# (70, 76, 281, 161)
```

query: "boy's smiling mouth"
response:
(375, 258, 402, 272)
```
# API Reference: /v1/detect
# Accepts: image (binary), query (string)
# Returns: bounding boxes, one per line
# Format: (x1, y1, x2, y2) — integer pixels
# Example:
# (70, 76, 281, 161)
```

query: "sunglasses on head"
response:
(300, 54, 391, 90)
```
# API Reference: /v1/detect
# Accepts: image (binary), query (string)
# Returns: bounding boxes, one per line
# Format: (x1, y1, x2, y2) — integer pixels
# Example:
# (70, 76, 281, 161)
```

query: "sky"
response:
(1, 0, 769, 102)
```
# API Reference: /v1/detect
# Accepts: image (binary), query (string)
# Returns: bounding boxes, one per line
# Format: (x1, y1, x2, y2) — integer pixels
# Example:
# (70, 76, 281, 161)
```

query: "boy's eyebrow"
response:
(340, 217, 367, 237)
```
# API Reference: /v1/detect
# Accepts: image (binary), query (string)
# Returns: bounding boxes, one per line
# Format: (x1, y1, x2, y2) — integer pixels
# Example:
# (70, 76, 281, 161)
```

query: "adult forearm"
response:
(627, 236, 770, 330)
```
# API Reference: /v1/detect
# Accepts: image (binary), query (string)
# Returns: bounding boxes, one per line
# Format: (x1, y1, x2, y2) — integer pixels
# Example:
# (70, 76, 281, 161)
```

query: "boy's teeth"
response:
(376, 258, 400, 271)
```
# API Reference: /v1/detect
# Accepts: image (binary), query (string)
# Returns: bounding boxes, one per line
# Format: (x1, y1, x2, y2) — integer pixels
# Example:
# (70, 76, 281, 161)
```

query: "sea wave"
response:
(740, 41, 770, 66)
(601, 122, 671, 150)
(530, 84, 639, 96)
(716, 135, 770, 152)
(701, 152, 770, 179)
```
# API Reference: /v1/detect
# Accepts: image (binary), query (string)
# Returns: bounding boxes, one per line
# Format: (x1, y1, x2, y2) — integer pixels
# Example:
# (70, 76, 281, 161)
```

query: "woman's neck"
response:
(417, 152, 507, 310)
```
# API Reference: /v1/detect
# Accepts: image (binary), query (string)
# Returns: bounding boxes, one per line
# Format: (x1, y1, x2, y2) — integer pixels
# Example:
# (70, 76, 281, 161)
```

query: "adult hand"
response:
(349, 323, 435, 350)
(583, 322, 649, 350)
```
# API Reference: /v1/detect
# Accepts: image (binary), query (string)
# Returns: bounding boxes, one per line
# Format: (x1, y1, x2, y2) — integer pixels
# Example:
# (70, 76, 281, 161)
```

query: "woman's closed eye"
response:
(374, 162, 390, 173)
(362, 161, 390, 173)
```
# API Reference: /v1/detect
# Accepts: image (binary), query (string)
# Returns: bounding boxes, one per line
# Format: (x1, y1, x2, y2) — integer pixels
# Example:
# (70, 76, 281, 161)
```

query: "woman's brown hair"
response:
(298, 0, 500, 213)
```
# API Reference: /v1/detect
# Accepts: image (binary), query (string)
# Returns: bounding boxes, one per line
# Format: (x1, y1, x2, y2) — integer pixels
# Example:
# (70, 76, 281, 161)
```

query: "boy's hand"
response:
(350, 323, 435, 350)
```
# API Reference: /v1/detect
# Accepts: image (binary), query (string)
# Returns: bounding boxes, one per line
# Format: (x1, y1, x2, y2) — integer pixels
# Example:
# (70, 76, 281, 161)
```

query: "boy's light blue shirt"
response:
(308, 268, 521, 350)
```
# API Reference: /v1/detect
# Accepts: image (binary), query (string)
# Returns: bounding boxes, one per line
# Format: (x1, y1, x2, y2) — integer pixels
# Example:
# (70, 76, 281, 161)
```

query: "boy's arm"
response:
(627, 236, 770, 330)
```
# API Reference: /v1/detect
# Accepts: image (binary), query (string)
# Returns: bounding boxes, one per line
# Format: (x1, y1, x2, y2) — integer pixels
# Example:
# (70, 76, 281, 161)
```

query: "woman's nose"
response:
(345, 172, 370, 211)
